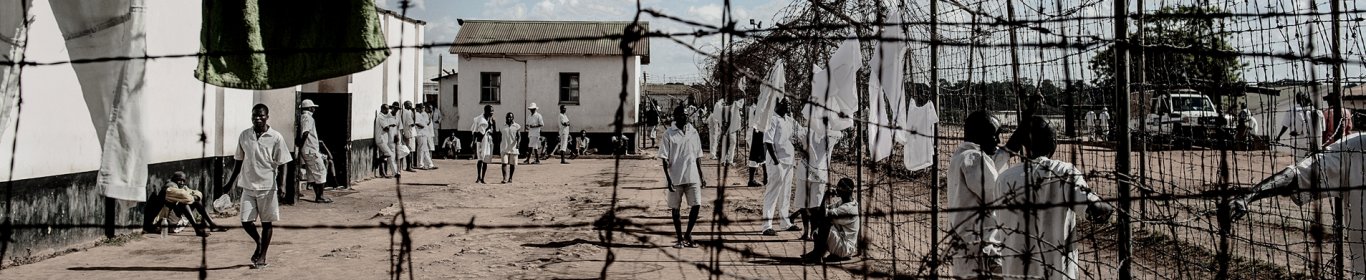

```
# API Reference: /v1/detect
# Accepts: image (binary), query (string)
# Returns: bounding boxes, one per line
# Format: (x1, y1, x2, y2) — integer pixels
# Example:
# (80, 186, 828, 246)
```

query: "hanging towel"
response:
(45, 0, 151, 201)
(868, 14, 909, 162)
(196, 0, 390, 90)
(805, 35, 860, 134)
(751, 61, 784, 132)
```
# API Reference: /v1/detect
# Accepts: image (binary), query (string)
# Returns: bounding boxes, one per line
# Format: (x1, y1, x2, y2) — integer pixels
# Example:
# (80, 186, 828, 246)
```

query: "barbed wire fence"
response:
(1, 0, 1366, 279)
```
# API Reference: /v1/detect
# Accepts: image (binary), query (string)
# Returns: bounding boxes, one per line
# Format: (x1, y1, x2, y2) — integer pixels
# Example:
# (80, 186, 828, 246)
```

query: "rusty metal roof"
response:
(449, 20, 650, 64)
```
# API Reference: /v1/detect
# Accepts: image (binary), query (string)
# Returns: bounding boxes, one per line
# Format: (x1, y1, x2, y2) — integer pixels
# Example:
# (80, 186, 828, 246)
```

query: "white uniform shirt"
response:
(1084, 111, 1097, 130)
(559, 113, 571, 135)
(998, 157, 1103, 280)
(1280, 133, 1366, 274)
(501, 123, 522, 155)
(300, 111, 320, 156)
(902, 102, 939, 171)
(1281, 105, 1324, 149)
(415, 112, 431, 138)
(659, 123, 703, 186)
(235, 127, 292, 191)
(824, 198, 860, 257)
(472, 115, 493, 156)
(947, 142, 1012, 277)
(374, 111, 391, 151)
(708, 101, 725, 128)
(729, 100, 745, 133)
(765, 115, 797, 165)
(401, 109, 415, 136)
(528, 112, 545, 137)
(1097, 110, 1111, 132)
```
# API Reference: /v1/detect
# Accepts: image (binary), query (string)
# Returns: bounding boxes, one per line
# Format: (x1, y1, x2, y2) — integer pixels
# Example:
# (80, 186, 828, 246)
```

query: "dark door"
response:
(298, 92, 352, 189)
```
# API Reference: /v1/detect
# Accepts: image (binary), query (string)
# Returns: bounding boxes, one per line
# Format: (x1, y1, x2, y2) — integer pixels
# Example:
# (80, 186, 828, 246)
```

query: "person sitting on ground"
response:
(800, 178, 859, 263)
(144, 171, 229, 236)
(574, 130, 590, 157)
(442, 135, 460, 159)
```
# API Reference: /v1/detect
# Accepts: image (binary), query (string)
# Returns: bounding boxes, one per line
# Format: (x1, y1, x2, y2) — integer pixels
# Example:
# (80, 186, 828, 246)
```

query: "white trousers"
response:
(721, 133, 738, 164)
(762, 161, 795, 230)
(416, 136, 433, 168)
(709, 123, 721, 159)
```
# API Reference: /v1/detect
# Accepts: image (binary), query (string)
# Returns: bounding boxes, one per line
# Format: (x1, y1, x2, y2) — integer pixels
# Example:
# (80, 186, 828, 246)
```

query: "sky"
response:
(377, 0, 793, 84)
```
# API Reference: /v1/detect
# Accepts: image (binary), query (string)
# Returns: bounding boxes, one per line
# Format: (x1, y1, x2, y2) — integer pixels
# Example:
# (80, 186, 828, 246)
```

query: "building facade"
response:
(448, 20, 649, 153)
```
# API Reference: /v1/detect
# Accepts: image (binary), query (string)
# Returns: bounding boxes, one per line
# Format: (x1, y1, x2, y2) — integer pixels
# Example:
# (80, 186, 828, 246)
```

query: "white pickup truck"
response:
(1131, 89, 1235, 148)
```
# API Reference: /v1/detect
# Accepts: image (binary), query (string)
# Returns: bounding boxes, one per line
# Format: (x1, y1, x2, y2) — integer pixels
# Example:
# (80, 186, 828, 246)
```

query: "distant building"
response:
(643, 83, 699, 111)
(449, 20, 650, 152)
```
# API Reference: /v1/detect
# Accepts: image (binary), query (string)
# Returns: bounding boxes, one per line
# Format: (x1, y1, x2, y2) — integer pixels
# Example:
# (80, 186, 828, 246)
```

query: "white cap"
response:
(528, 103, 539, 110)
(300, 99, 319, 108)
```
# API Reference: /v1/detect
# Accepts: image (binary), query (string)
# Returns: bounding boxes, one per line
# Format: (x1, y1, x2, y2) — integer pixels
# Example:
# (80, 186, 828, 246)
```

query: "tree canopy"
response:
(1089, 5, 1244, 88)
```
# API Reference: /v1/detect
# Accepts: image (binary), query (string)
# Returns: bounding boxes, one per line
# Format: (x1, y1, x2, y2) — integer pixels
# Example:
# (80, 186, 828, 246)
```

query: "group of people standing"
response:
(469, 103, 576, 184)
(374, 101, 443, 178)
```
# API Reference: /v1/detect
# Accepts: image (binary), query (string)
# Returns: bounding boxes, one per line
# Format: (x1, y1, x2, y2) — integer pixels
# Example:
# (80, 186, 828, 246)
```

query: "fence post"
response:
(928, 0, 941, 277)
(1331, 0, 1346, 278)
(1112, 0, 1134, 278)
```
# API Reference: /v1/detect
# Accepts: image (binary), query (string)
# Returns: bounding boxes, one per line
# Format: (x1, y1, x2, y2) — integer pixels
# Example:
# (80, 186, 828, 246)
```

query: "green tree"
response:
(1089, 5, 1244, 88)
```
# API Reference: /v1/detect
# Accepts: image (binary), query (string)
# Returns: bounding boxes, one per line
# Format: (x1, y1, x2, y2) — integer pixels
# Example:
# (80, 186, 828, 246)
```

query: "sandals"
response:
(315, 197, 333, 203)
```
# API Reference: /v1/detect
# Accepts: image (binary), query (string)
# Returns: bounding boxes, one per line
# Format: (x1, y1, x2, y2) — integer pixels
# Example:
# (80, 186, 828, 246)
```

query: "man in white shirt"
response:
(1097, 107, 1111, 140)
(793, 124, 839, 240)
(500, 112, 522, 183)
(948, 110, 1015, 278)
(429, 103, 441, 152)
(762, 98, 800, 236)
(441, 135, 460, 159)
(222, 104, 292, 269)
(525, 103, 545, 164)
(1232, 133, 1366, 278)
(471, 105, 495, 184)
(799, 178, 859, 263)
(997, 117, 1113, 280)
(297, 99, 330, 203)
(400, 101, 416, 172)
(708, 99, 725, 160)
(558, 105, 572, 164)
(659, 105, 706, 248)
(413, 106, 430, 170)
(1084, 110, 1097, 141)
(375, 105, 395, 178)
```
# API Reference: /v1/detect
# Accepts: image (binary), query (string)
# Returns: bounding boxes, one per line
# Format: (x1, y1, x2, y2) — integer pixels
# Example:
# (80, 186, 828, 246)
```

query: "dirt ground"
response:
(0, 135, 1343, 279)
(0, 151, 875, 279)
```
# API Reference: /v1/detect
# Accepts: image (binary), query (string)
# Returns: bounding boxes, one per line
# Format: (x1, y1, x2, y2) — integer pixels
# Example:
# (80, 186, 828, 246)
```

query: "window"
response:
(559, 72, 580, 104)
(452, 84, 459, 106)
(480, 72, 501, 103)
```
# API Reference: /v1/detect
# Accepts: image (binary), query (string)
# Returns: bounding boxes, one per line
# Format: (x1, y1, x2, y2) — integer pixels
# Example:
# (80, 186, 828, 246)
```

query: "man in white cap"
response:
(297, 99, 330, 203)
(525, 103, 545, 164)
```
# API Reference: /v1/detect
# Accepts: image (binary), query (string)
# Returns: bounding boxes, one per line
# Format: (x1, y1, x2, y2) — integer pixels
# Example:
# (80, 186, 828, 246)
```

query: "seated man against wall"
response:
(799, 178, 860, 263)
(143, 172, 228, 237)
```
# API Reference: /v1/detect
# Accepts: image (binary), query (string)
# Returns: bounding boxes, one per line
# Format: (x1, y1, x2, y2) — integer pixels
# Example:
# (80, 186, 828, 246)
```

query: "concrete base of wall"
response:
(2, 156, 233, 263)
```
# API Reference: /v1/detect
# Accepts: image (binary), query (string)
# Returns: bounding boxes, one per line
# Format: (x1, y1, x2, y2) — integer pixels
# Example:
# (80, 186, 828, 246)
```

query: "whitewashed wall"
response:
(454, 55, 641, 134)
(0, 0, 252, 180)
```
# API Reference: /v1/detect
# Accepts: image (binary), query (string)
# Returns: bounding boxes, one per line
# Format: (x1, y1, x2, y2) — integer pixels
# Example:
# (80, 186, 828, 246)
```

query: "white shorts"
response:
(240, 189, 280, 223)
(502, 154, 519, 166)
(303, 152, 326, 184)
(666, 183, 703, 209)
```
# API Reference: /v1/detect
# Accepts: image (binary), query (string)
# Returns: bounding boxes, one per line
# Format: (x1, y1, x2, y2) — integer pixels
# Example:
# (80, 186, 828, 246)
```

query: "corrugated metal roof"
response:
(449, 20, 650, 64)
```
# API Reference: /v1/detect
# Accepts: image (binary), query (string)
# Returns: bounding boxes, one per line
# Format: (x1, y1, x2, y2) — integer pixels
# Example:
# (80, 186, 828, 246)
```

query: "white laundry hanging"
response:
(902, 100, 938, 171)
(805, 34, 860, 134)
(867, 13, 908, 162)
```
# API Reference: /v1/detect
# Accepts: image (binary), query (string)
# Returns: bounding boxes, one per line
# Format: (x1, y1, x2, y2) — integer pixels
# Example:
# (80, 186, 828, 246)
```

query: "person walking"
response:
(222, 104, 292, 269)
(500, 112, 522, 183)
(415, 105, 434, 170)
(660, 105, 705, 248)
(297, 100, 330, 203)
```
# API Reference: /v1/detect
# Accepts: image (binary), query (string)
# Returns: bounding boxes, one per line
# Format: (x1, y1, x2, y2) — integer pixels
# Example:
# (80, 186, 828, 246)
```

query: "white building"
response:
(447, 20, 649, 152)
(0, 2, 423, 260)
